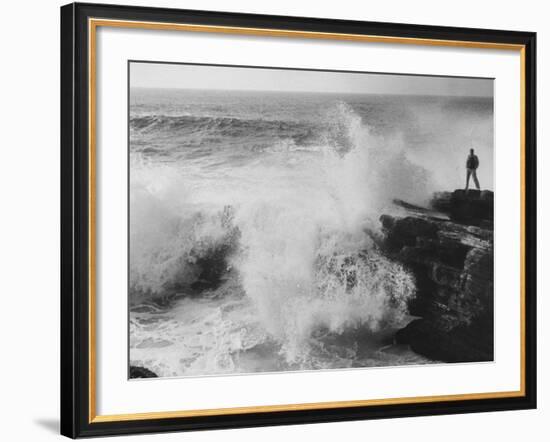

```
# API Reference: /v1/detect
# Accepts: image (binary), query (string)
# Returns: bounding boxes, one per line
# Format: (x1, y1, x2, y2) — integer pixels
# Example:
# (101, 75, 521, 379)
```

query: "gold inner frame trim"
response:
(88, 17, 527, 424)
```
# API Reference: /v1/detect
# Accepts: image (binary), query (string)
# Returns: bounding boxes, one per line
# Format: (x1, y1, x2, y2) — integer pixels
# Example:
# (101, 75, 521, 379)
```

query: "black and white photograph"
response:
(128, 62, 495, 379)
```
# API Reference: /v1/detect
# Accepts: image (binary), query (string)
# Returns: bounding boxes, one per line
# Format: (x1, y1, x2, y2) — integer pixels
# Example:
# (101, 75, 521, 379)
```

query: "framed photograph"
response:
(60, 2, 536, 438)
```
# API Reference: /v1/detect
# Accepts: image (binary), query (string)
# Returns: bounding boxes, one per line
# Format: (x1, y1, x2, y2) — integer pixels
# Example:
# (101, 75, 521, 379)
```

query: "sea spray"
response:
(130, 156, 241, 301)
(226, 103, 418, 365)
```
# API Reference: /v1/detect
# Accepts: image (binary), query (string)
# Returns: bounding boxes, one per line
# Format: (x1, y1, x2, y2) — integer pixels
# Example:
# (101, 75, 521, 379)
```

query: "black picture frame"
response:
(61, 2, 537, 438)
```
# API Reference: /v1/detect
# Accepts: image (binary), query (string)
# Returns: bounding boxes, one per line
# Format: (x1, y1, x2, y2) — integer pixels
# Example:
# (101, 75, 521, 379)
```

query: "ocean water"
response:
(129, 88, 494, 377)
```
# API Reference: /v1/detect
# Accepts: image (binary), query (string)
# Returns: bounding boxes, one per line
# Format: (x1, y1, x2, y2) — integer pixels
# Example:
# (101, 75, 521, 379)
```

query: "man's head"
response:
(470, 148, 474, 155)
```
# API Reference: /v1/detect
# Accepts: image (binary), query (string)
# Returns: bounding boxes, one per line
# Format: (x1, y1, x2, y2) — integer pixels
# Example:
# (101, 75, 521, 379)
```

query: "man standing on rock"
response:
(465, 148, 480, 191)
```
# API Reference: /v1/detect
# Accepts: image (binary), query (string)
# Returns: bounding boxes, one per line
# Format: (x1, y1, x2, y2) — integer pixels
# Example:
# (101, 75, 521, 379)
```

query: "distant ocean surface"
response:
(129, 88, 493, 377)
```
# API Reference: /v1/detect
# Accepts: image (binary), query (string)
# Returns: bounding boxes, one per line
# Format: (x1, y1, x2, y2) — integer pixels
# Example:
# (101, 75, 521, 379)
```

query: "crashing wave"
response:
(130, 101, 431, 373)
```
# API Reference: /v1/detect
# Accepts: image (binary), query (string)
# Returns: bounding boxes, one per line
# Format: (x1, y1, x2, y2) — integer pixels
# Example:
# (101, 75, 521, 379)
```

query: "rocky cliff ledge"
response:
(380, 189, 494, 363)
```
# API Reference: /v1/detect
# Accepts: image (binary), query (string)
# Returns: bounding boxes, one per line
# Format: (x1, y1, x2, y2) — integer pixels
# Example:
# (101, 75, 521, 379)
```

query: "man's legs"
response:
(465, 169, 472, 190)
(472, 169, 480, 190)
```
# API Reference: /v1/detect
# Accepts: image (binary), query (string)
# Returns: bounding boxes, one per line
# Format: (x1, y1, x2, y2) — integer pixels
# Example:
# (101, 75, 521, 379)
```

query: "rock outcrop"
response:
(380, 190, 494, 362)
(431, 189, 493, 228)
(129, 365, 158, 378)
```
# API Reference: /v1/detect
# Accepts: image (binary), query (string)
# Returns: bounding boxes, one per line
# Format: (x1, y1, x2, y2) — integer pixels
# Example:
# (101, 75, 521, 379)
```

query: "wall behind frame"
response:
(0, 0, 545, 441)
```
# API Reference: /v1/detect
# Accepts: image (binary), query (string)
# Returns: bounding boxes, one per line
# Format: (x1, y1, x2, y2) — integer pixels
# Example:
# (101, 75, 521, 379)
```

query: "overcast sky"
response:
(130, 62, 493, 97)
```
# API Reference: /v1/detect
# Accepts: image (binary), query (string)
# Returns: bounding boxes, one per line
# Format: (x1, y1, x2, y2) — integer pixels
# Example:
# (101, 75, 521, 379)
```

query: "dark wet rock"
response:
(380, 215, 439, 253)
(395, 315, 493, 363)
(381, 190, 493, 363)
(431, 189, 493, 226)
(165, 226, 241, 296)
(130, 366, 158, 378)
(189, 242, 236, 292)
